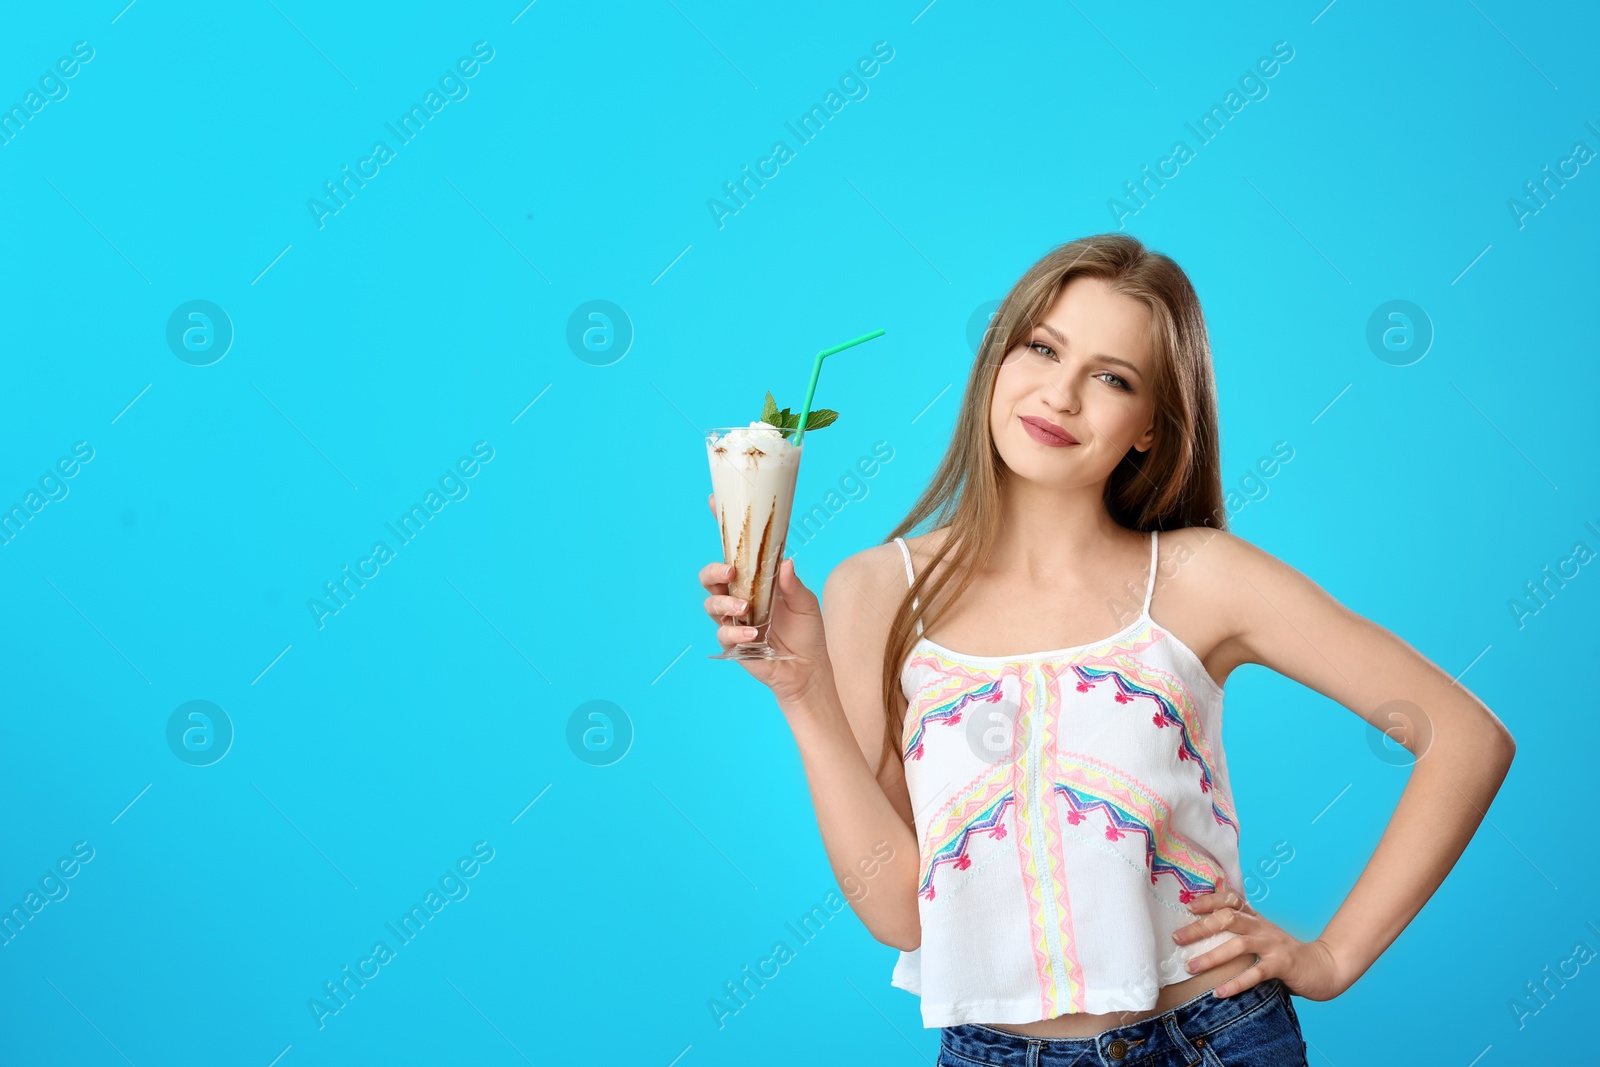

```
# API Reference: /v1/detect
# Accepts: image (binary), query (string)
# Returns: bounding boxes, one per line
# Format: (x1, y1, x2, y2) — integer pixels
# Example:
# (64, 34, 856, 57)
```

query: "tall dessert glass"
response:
(705, 423, 804, 661)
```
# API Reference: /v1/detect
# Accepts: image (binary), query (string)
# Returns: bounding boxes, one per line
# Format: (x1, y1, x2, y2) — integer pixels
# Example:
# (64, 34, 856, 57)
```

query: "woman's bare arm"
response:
(1205, 530, 1515, 990)
(776, 546, 923, 951)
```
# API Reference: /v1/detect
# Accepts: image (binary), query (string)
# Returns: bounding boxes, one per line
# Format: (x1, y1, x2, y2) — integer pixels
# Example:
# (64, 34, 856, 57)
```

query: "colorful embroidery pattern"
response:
(1046, 656, 1239, 838)
(902, 677, 1005, 763)
(916, 775, 1015, 900)
(1049, 753, 1228, 901)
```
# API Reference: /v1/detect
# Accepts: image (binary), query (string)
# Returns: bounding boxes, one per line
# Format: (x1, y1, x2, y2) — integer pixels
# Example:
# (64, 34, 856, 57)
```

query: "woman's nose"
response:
(1045, 375, 1080, 414)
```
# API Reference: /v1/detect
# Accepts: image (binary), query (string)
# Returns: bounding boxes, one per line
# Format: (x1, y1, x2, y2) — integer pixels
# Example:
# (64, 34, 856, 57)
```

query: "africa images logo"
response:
(307, 42, 496, 230)
(706, 41, 895, 230)
(307, 442, 494, 629)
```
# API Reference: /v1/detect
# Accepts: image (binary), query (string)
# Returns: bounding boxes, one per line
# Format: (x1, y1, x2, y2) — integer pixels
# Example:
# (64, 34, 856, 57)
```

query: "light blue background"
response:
(1, 1, 1595, 1063)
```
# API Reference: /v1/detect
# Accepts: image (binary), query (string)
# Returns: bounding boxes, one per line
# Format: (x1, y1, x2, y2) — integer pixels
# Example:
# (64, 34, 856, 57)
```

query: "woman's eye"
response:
(1023, 342, 1131, 391)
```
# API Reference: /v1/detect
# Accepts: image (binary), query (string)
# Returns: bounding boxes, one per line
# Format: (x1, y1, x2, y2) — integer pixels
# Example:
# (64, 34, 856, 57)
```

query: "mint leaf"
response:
(760, 393, 841, 438)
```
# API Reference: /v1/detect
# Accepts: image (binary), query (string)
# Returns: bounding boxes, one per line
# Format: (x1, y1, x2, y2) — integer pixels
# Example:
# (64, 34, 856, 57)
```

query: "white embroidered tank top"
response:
(888, 529, 1245, 1028)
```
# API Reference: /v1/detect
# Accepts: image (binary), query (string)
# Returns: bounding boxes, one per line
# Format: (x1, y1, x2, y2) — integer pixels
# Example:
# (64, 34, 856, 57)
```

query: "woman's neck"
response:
(991, 476, 1131, 581)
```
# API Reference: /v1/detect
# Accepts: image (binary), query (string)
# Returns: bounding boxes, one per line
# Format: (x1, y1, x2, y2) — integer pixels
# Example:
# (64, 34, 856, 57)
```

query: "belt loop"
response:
(1162, 1014, 1193, 1058)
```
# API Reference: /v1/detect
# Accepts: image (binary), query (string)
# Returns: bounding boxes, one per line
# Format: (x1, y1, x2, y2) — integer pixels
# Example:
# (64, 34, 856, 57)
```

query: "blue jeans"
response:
(938, 976, 1308, 1067)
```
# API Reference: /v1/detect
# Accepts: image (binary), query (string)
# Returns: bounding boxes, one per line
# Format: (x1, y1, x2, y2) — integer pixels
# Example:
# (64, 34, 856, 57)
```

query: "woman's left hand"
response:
(1171, 889, 1348, 1002)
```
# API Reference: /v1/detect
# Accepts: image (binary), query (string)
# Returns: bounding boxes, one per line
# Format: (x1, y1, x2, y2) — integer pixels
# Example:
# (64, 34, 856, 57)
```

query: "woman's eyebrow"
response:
(1039, 323, 1142, 376)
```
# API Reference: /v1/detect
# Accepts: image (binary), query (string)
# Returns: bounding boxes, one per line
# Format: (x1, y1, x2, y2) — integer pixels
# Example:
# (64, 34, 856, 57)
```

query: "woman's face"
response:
(988, 275, 1158, 490)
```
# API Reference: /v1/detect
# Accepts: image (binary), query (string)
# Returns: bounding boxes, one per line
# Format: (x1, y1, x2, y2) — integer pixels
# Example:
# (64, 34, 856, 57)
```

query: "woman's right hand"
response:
(702, 492, 833, 707)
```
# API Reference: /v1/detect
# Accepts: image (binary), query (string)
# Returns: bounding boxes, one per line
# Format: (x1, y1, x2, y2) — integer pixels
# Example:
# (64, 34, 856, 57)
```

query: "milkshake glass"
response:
(705, 422, 804, 661)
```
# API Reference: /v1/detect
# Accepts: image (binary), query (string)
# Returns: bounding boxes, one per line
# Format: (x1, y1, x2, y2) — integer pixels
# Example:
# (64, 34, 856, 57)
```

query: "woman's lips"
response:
(1020, 415, 1079, 447)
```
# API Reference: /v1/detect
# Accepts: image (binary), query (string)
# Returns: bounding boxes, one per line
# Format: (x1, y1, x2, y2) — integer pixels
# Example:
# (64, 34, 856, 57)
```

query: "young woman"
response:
(698, 234, 1514, 1064)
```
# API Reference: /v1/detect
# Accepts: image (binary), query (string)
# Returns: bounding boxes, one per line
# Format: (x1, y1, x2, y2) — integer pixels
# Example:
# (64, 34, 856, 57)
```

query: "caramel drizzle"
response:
(721, 494, 779, 625)
(749, 498, 777, 623)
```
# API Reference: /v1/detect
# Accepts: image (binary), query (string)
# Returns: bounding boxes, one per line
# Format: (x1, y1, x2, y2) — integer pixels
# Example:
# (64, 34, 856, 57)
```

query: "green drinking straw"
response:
(792, 328, 887, 448)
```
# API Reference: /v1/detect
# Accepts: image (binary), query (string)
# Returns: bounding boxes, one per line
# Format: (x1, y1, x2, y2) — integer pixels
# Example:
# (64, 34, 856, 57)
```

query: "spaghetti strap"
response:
(892, 536, 924, 637)
(1141, 530, 1159, 616)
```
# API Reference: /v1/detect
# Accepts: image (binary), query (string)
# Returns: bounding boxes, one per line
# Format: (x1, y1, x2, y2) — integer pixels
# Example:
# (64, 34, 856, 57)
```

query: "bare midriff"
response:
(985, 951, 1259, 1038)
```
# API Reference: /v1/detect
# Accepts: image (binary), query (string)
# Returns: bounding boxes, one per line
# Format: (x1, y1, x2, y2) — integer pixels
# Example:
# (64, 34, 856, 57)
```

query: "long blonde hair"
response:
(877, 233, 1226, 773)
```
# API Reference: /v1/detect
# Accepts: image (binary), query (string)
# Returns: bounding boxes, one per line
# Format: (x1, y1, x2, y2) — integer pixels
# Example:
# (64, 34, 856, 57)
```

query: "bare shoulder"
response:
(1161, 525, 1321, 589)
(824, 527, 943, 602)
(1159, 525, 1276, 584)
(820, 538, 923, 784)
(1163, 525, 1513, 758)
(1156, 525, 1337, 642)
(823, 540, 909, 619)
(898, 526, 955, 578)
(819, 540, 916, 699)
(1141, 527, 1255, 680)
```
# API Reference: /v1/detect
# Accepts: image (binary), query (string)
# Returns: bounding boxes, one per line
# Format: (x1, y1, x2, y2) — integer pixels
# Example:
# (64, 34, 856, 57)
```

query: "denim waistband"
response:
(941, 976, 1287, 1066)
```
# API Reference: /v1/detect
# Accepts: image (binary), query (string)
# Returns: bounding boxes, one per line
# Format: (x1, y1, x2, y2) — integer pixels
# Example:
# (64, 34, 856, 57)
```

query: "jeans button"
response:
(1107, 1037, 1128, 1059)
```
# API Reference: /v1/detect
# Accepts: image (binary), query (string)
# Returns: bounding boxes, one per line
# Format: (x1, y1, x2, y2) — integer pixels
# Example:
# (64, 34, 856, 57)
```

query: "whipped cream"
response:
(708, 421, 800, 464)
